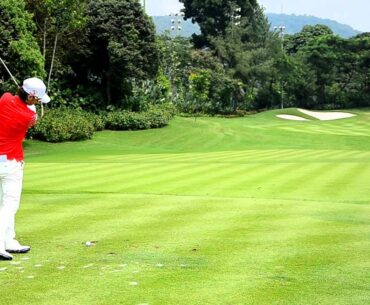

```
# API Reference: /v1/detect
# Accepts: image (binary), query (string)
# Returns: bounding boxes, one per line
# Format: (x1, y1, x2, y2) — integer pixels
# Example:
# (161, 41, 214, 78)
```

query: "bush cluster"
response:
(28, 108, 95, 142)
(27, 104, 176, 142)
(83, 112, 105, 131)
(105, 104, 176, 131)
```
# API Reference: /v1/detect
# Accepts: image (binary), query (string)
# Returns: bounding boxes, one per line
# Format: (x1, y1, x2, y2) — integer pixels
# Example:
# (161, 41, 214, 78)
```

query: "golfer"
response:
(0, 77, 50, 260)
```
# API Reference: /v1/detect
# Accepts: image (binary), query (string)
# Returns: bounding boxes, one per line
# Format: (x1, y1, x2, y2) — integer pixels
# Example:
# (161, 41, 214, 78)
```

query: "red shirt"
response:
(0, 93, 37, 161)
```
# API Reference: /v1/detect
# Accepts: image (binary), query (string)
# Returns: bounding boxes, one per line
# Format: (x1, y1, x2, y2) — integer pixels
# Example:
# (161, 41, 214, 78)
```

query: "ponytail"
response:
(16, 86, 28, 103)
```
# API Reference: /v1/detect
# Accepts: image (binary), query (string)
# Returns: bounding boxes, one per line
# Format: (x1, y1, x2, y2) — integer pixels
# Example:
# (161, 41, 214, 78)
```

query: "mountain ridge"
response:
(152, 13, 362, 38)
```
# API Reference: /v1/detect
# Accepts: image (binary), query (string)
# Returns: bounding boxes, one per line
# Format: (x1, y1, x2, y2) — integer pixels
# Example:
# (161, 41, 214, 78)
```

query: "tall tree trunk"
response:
(47, 33, 58, 89)
(106, 69, 112, 106)
(43, 19, 47, 62)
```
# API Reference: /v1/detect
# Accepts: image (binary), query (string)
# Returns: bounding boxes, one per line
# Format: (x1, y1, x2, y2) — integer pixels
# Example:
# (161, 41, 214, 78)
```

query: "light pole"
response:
(274, 25, 286, 109)
(274, 25, 286, 50)
(230, 6, 241, 111)
(231, 6, 241, 40)
(232, 7, 241, 25)
(170, 12, 184, 37)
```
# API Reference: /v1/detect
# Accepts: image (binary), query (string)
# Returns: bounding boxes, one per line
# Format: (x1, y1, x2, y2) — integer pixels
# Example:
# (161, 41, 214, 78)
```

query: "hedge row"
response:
(105, 104, 176, 130)
(28, 104, 176, 142)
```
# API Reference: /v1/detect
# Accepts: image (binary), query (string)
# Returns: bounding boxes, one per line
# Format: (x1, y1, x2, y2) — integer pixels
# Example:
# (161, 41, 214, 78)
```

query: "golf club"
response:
(0, 56, 44, 116)
(0, 56, 19, 87)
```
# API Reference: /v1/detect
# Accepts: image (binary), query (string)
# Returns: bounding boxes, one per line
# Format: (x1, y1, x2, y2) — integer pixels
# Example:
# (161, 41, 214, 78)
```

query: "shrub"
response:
(82, 112, 105, 131)
(125, 73, 172, 112)
(105, 104, 176, 131)
(28, 108, 95, 142)
(105, 111, 151, 130)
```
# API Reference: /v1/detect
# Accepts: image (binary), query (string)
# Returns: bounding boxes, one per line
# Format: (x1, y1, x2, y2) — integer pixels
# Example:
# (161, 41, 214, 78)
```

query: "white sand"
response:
(298, 108, 356, 121)
(276, 114, 310, 121)
(277, 109, 356, 121)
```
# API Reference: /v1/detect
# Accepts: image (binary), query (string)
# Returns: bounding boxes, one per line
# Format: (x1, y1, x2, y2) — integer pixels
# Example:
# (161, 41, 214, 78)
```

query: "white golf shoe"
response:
(0, 247, 13, 260)
(5, 240, 31, 254)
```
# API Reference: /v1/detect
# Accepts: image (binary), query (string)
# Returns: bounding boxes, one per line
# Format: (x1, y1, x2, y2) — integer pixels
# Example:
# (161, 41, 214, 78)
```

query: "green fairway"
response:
(1, 109, 369, 305)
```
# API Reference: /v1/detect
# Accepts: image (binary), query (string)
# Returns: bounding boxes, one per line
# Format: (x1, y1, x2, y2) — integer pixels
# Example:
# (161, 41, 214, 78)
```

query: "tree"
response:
(179, 0, 268, 47)
(0, 0, 45, 92)
(299, 34, 347, 106)
(83, 0, 159, 107)
(285, 24, 334, 54)
(157, 35, 192, 96)
(336, 34, 370, 107)
(25, 0, 87, 87)
(209, 12, 277, 109)
(178, 0, 274, 112)
(277, 55, 317, 109)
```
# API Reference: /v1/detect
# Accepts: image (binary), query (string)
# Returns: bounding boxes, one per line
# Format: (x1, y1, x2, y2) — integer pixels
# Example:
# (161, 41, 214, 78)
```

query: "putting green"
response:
(1, 109, 369, 305)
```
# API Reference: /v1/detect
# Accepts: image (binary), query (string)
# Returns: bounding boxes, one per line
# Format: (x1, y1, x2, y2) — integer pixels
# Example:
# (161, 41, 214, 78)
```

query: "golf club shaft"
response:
(0, 57, 19, 87)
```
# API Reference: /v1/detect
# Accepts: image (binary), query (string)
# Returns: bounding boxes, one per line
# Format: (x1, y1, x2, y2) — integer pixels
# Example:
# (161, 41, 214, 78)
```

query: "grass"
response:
(1, 108, 369, 305)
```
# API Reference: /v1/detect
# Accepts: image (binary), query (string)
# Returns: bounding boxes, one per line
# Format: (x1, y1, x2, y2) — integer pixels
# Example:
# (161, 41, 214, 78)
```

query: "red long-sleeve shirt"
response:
(0, 93, 37, 161)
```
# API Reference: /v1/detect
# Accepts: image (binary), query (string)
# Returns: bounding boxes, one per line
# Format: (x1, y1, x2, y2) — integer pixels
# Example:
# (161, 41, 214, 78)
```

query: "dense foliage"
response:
(162, 7, 370, 112)
(25, 0, 87, 88)
(179, 0, 268, 47)
(0, 0, 45, 92)
(81, 0, 160, 108)
(283, 27, 370, 109)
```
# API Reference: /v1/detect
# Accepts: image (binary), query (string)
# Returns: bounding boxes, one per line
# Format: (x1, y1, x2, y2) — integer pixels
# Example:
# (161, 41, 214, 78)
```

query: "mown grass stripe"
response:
(292, 162, 368, 202)
(67, 162, 194, 193)
(317, 162, 370, 202)
(122, 163, 227, 194)
(275, 162, 336, 200)
(211, 163, 299, 198)
(24, 163, 111, 187)
(25, 163, 126, 190)
(164, 163, 263, 195)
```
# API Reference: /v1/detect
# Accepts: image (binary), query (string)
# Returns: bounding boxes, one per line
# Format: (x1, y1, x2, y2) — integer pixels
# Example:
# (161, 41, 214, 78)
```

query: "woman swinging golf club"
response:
(0, 77, 50, 260)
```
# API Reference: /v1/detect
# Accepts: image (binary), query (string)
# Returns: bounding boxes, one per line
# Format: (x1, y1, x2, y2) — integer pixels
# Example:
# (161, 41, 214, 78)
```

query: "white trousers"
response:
(0, 159, 24, 248)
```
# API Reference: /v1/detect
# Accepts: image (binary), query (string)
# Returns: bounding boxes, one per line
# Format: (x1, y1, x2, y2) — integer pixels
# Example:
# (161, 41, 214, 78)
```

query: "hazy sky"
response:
(145, 0, 370, 32)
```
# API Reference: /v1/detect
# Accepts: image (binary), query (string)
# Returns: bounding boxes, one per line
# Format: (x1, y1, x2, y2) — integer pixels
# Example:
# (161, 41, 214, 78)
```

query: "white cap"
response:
(22, 77, 51, 104)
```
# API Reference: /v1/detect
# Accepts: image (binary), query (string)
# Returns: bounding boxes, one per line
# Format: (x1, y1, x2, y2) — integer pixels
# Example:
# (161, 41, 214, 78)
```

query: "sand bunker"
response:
(276, 114, 310, 121)
(277, 109, 356, 121)
(298, 109, 356, 121)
